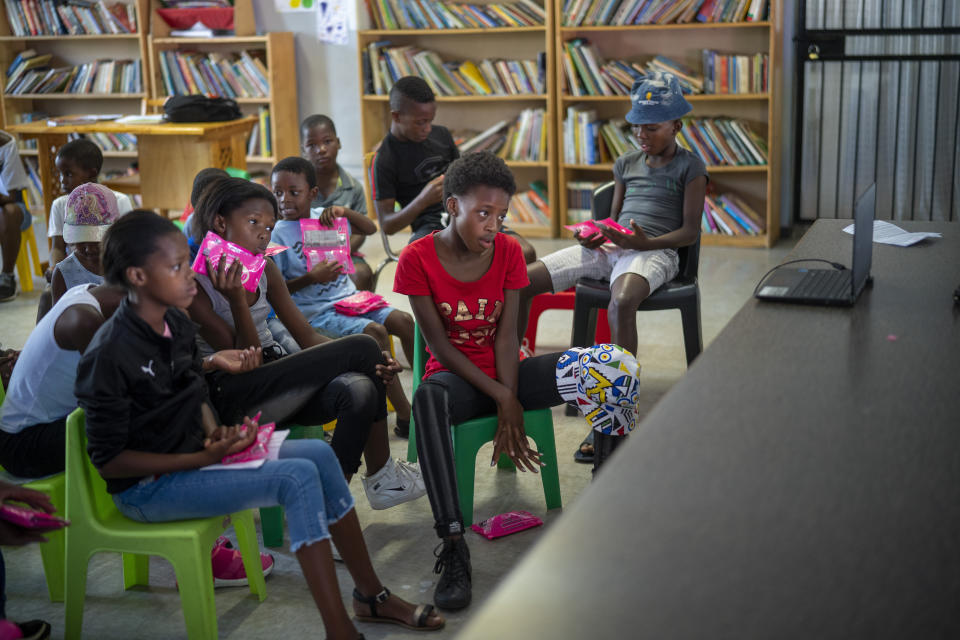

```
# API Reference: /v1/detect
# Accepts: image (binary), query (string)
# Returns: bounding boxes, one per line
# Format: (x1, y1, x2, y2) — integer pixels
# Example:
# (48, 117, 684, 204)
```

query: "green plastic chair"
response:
(64, 409, 266, 640)
(259, 421, 334, 548)
(405, 325, 561, 526)
(0, 382, 66, 602)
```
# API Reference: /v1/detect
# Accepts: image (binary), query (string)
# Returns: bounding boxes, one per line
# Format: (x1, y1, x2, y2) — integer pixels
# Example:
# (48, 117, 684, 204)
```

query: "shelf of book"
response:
(357, 1, 559, 236)
(0, 34, 142, 42)
(6, 93, 146, 99)
(147, 29, 298, 166)
(554, 0, 780, 248)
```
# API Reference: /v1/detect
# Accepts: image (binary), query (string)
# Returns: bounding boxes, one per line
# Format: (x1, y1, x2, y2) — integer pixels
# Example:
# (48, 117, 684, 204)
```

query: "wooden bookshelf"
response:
(555, 1, 781, 247)
(356, 2, 558, 238)
(0, 0, 151, 138)
(147, 0, 297, 166)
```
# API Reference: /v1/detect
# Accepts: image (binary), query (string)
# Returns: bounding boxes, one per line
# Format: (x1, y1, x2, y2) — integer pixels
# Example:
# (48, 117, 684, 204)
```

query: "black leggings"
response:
(207, 334, 387, 476)
(0, 417, 67, 477)
(412, 352, 563, 538)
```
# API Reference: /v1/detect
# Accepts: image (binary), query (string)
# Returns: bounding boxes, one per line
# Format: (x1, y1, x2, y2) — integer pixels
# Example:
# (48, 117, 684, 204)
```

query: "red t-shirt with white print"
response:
(394, 232, 529, 381)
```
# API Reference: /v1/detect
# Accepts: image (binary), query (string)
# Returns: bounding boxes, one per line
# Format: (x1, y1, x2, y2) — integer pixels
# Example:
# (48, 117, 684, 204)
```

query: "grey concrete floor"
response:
(0, 233, 794, 639)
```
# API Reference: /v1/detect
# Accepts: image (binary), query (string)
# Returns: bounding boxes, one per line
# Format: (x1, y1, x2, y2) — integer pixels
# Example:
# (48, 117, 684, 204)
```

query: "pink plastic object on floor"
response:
(221, 423, 276, 465)
(0, 620, 22, 640)
(333, 291, 389, 316)
(470, 510, 543, 540)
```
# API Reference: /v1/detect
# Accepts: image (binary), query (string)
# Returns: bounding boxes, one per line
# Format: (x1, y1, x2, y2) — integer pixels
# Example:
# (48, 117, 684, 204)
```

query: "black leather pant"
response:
(207, 334, 387, 476)
(412, 352, 564, 538)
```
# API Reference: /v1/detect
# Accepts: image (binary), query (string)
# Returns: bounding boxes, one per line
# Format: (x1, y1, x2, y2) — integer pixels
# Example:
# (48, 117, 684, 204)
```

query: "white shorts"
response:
(539, 244, 679, 294)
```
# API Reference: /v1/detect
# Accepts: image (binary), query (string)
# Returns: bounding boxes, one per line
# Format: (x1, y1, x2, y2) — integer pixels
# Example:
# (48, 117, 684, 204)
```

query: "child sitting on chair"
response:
(74, 211, 444, 637)
(50, 184, 120, 305)
(0, 129, 32, 302)
(270, 156, 416, 438)
(394, 151, 642, 611)
(301, 114, 374, 291)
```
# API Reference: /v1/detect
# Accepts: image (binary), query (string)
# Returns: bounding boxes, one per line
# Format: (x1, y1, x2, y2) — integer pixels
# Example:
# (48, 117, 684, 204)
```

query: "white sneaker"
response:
(362, 458, 426, 510)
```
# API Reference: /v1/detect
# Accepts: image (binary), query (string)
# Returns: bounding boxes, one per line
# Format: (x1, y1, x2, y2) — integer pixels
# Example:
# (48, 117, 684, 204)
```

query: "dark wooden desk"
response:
(459, 221, 960, 639)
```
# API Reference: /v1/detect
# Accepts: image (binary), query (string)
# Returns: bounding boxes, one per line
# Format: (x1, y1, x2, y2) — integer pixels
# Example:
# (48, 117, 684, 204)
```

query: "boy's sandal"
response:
(353, 587, 444, 632)
(573, 429, 595, 464)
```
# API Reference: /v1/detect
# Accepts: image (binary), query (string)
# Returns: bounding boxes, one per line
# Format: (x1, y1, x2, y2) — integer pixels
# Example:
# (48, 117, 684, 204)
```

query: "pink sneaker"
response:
(211, 536, 274, 588)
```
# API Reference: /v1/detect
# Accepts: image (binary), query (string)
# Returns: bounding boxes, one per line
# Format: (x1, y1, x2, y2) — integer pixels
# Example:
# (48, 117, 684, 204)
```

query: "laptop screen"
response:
(851, 183, 876, 296)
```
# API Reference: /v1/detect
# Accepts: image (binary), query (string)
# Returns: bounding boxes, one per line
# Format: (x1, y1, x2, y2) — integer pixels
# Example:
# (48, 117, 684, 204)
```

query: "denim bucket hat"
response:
(625, 71, 692, 126)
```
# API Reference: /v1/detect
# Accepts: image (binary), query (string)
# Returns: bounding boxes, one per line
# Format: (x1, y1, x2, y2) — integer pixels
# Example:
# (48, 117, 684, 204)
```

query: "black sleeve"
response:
(445, 127, 460, 161)
(75, 345, 131, 469)
(372, 144, 397, 202)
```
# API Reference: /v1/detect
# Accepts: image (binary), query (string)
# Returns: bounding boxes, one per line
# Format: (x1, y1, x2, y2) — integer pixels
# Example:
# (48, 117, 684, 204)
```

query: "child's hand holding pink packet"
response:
(598, 217, 633, 234)
(192, 231, 266, 293)
(222, 422, 276, 465)
(301, 218, 355, 274)
(563, 220, 604, 238)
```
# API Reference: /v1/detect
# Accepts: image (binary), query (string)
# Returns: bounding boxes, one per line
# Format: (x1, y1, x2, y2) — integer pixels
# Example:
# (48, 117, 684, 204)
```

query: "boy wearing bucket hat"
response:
(50, 183, 120, 305)
(518, 71, 708, 461)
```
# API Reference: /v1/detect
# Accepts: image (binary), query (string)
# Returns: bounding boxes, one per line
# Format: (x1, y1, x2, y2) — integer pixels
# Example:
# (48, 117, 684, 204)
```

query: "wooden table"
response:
(9, 117, 256, 216)
(459, 220, 960, 639)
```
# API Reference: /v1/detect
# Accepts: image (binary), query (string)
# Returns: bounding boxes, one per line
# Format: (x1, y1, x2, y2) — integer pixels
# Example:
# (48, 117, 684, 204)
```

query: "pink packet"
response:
(334, 291, 389, 316)
(192, 231, 266, 293)
(470, 510, 543, 540)
(563, 220, 604, 237)
(264, 243, 288, 257)
(301, 218, 355, 274)
(0, 503, 69, 531)
(221, 422, 276, 465)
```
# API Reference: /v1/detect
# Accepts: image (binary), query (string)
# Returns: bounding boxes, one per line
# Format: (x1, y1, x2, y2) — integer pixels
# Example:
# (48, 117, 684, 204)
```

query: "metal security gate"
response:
(794, 0, 960, 222)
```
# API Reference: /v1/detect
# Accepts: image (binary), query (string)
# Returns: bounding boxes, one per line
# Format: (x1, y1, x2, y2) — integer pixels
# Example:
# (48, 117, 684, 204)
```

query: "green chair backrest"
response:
(65, 408, 120, 524)
(225, 167, 250, 179)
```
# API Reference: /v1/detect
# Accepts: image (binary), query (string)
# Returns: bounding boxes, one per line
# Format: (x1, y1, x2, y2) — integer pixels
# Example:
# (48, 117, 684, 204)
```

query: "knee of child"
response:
(277, 457, 322, 499)
(330, 371, 380, 413)
(522, 243, 538, 264)
(363, 321, 389, 346)
(609, 288, 642, 316)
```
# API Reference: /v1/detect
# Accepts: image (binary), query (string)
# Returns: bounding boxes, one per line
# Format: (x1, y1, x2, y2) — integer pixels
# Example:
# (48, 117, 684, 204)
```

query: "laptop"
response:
(755, 183, 875, 306)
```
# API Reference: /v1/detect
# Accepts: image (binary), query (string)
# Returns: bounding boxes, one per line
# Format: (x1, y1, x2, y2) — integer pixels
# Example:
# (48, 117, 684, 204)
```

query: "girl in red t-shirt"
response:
(394, 152, 641, 612)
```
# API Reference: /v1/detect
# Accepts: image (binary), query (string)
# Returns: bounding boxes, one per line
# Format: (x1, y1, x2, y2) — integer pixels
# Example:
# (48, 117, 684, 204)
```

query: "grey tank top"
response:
(54, 253, 103, 290)
(195, 271, 277, 358)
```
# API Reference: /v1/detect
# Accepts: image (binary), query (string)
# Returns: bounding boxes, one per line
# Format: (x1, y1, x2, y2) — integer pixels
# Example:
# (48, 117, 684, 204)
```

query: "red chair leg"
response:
(524, 290, 576, 353)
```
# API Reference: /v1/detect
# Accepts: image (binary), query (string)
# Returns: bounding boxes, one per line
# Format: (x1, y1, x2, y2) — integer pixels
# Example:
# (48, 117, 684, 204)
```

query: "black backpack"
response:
(163, 95, 242, 123)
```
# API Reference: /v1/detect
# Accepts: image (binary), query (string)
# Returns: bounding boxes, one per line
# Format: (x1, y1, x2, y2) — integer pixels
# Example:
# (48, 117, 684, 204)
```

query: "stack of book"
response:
(701, 191, 764, 235)
(157, 50, 269, 98)
(561, 0, 768, 26)
(6, 56, 141, 95)
(677, 117, 767, 166)
(4, 0, 138, 36)
(458, 108, 547, 162)
(566, 181, 604, 222)
(22, 157, 43, 211)
(366, 0, 545, 30)
(564, 107, 639, 165)
(507, 180, 549, 225)
(702, 50, 768, 94)
(246, 106, 271, 157)
(562, 43, 703, 96)
(69, 131, 137, 153)
(364, 43, 545, 97)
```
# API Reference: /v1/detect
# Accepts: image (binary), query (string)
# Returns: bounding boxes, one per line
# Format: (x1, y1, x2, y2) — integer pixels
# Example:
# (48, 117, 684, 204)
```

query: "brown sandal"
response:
(353, 587, 444, 632)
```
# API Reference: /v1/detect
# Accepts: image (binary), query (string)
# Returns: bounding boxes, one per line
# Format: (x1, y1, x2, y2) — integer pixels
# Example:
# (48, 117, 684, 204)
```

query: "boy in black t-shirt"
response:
(371, 76, 536, 262)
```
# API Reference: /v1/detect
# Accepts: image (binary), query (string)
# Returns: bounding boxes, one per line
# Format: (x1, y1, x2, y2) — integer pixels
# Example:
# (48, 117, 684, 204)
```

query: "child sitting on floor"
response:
(187, 177, 425, 509)
(0, 129, 32, 302)
(74, 212, 444, 638)
(270, 156, 416, 438)
(394, 151, 642, 611)
(301, 114, 374, 291)
(49, 184, 120, 305)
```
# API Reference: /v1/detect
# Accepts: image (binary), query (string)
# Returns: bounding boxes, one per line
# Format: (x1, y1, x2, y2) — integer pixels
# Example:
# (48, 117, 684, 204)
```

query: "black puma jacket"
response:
(75, 299, 208, 494)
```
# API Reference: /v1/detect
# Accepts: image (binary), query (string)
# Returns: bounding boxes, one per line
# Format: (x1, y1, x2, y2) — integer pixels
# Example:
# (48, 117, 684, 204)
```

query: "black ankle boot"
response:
(433, 537, 472, 610)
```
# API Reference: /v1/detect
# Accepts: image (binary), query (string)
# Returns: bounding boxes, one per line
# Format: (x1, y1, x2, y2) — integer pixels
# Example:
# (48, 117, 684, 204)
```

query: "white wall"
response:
(251, 1, 364, 176)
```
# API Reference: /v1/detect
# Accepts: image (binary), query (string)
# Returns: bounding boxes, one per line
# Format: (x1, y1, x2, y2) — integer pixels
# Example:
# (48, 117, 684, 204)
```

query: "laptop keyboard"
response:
(793, 269, 851, 299)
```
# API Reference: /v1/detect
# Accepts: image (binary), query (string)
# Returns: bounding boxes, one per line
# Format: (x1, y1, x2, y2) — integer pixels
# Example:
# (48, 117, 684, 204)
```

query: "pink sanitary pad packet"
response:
(264, 243, 288, 257)
(334, 291, 389, 316)
(221, 422, 276, 465)
(470, 510, 543, 540)
(598, 217, 633, 234)
(301, 218, 355, 274)
(563, 219, 604, 238)
(192, 231, 266, 293)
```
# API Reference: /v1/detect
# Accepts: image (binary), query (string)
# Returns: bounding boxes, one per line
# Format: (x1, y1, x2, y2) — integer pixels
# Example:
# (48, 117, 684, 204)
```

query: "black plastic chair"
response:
(569, 181, 703, 365)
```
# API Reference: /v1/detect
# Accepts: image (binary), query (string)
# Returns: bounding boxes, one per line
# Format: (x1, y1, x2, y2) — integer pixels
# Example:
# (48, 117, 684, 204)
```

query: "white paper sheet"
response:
(200, 429, 290, 471)
(843, 220, 942, 247)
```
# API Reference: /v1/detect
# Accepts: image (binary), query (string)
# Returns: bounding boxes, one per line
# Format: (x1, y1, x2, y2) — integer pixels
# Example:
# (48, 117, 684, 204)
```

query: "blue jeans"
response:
(113, 439, 354, 552)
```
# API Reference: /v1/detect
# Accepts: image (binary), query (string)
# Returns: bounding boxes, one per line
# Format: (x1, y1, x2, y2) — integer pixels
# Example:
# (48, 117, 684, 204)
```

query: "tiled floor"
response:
(0, 233, 794, 639)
